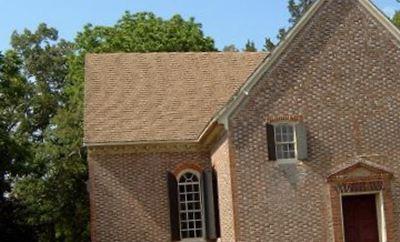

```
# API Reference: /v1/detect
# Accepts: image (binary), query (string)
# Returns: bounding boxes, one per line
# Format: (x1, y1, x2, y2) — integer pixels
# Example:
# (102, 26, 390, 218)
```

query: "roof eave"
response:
(84, 120, 225, 151)
(84, 139, 198, 147)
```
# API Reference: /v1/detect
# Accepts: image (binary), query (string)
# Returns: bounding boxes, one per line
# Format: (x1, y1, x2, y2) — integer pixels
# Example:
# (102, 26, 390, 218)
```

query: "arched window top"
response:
(179, 171, 200, 183)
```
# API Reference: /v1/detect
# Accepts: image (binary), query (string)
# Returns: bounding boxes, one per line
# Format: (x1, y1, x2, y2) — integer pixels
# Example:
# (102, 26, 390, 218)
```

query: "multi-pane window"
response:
(178, 171, 204, 239)
(274, 123, 296, 160)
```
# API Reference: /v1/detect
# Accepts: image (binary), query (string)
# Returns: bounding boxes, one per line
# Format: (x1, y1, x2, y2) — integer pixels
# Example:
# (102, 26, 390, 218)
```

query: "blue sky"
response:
(0, 0, 398, 51)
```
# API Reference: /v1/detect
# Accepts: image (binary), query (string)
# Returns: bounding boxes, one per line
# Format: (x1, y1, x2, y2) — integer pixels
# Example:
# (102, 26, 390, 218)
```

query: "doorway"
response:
(342, 194, 380, 242)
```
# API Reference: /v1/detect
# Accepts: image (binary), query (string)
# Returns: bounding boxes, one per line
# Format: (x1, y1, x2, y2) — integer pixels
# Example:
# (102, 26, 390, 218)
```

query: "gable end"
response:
(216, 0, 400, 128)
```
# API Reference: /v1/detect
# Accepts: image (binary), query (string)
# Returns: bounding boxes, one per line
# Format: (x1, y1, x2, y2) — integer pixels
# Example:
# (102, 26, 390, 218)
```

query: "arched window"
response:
(178, 171, 204, 239)
(167, 168, 220, 241)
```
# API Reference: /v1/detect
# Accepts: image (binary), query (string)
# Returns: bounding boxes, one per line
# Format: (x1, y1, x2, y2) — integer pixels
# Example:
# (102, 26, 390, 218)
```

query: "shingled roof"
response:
(84, 52, 267, 145)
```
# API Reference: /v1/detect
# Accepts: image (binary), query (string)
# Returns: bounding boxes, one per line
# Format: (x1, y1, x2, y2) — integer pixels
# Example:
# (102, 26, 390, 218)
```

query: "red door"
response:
(342, 194, 380, 242)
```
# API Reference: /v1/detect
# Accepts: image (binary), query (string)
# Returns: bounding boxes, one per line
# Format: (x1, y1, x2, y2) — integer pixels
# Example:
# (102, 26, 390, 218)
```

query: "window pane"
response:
(286, 126, 294, 142)
(181, 222, 187, 229)
(180, 203, 186, 211)
(288, 143, 295, 153)
(196, 220, 202, 228)
(276, 144, 283, 159)
(275, 125, 282, 142)
(281, 125, 287, 135)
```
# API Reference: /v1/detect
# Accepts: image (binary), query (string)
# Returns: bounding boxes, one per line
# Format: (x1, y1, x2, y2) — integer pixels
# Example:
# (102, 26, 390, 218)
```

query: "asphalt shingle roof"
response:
(84, 52, 267, 144)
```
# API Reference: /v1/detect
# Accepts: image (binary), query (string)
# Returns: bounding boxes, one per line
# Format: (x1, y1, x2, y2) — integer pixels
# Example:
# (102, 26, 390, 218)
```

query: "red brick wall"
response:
(228, 0, 400, 241)
(89, 150, 210, 242)
(211, 135, 236, 241)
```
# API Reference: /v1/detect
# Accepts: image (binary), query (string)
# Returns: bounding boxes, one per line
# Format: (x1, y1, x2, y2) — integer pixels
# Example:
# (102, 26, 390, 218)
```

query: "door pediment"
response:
(327, 160, 392, 183)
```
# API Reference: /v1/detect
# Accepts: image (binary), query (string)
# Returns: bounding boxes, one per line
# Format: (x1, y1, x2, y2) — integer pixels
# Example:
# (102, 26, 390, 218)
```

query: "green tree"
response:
(10, 24, 74, 141)
(264, 0, 316, 51)
(2, 24, 73, 241)
(244, 40, 257, 52)
(12, 11, 216, 242)
(393, 11, 400, 28)
(287, 0, 315, 24)
(74, 12, 215, 53)
(223, 44, 239, 52)
(263, 38, 275, 52)
(0, 51, 38, 241)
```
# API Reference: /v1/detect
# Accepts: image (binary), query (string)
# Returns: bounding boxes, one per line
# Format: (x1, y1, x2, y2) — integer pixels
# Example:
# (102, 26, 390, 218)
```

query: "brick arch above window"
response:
(265, 114, 304, 124)
(173, 163, 204, 177)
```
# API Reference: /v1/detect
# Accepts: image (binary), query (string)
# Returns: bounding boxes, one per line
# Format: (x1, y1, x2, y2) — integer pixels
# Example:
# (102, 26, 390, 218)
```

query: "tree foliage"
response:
(393, 11, 400, 29)
(223, 44, 239, 52)
(10, 24, 74, 141)
(74, 12, 215, 53)
(0, 50, 38, 242)
(264, 0, 316, 51)
(287, 0, 315, 25)
(243, 40, 257, 52)
(5, 24, 78, 242)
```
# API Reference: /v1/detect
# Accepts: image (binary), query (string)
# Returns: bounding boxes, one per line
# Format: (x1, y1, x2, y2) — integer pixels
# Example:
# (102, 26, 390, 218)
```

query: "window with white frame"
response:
(178, 171, 204, 239)
(274, 123, 297, 160)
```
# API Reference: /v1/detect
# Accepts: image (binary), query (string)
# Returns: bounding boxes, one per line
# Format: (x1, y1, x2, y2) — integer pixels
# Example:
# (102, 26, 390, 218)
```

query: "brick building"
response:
(84, 0, 400, 241)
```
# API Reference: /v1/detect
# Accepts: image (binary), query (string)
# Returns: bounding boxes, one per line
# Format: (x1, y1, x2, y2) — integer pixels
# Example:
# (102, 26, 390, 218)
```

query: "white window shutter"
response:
(296, 122, 308, 160)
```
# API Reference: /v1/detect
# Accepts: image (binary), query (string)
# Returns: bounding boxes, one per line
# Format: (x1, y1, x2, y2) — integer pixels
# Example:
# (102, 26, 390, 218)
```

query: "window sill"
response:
(276, 159, 298, 164)
(179, 239, 206, 242)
